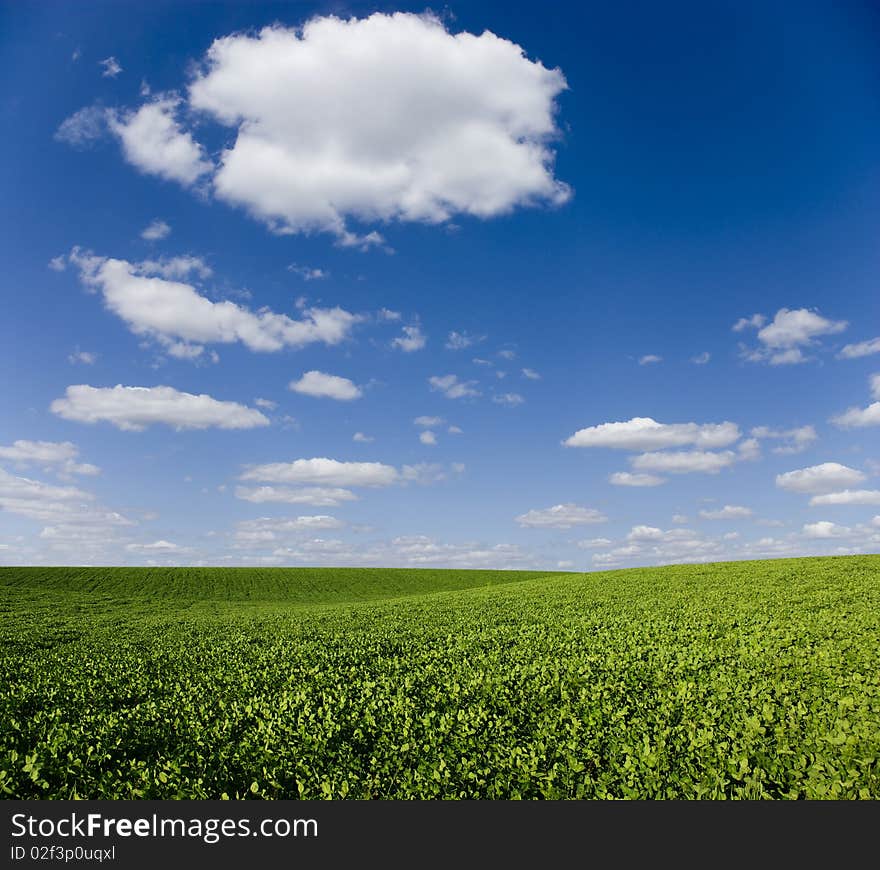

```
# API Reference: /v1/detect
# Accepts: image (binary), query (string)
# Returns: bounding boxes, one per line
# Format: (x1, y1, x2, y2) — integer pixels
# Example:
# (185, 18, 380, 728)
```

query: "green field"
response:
(2, 556, 879, 799)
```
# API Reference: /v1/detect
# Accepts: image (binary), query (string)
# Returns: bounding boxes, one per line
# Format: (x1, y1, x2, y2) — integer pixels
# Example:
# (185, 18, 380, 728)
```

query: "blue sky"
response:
(1, 0, 879, 569)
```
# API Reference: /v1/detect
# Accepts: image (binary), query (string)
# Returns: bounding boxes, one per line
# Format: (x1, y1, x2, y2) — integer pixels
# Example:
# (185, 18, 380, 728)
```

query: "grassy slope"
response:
(0, 566, 571, 604)
(2, 555, 878, 799)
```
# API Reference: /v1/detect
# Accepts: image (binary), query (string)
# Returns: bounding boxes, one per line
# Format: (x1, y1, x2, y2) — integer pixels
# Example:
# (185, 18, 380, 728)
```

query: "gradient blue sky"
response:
(1, 0, 878, 569)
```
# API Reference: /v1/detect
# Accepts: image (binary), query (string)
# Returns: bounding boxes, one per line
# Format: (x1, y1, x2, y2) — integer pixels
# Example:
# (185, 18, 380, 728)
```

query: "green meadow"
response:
(2, 556, 878, 799)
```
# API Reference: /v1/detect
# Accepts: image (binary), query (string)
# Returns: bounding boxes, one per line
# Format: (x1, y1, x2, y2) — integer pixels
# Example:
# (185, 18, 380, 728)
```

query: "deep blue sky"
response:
(1, 1, 878, 568)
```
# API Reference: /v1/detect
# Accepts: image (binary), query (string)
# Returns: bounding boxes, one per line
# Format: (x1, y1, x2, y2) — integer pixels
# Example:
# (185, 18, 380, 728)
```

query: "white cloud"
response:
(391, 325, 426, 352)
(70, 249, 360, 355)
(577, 537, 612, 549)
(287, 263, 327, 280)
(776, 462, 867, 494)
(54, 105, 108, 148)
(100, 56, 122, 78)
(0, 468, 131, 526)
(126, 540, 181, 553)
(627, 525, 664, 541)
(740, 308, 847, 365)
(515, 503, 606, 529)
(737, 437, 761, 461)
(751, 424, 817, 454)
(419, 431, 438, 446)
(690, 351, 711, 365)
(831, 402, 880, 428)
(400, 463, 450, 485)
(141, 219, 171, 241)
(758, 308, 847, 348)
(289, 371, 362, 401)
(638, 354, 662, 365)
(732, 314, 766, 332)
(187, 13, 570, 240)
(429, 374, 480, 399)
(630, 450, 737, 474)
(254, 397, 277, 410)
(49, 255, 67, 272)
(136, 255, 213, 280)
(808, 490, 880, 506)
(68, 350, 97, 365)
(521, 368, 541, 380)
(378, 308, 401, 321)
(108, 98, 213, 186)
(235, 486, 358, 506)
(50, 384, 269, 431)
(672, 514, 688, 524)
(608, 471, 666, 487)
(802, 521, 852, 539)
(448, 425, 463, 435)
(564, 417, 740, 450)
(414, 416, 444, 427)
(352, 432, 374, 443)
(838, 337, 880, 359)
(872, 374, 880, 401)
(497, 350, 516, 361)
(492, 392, 524, 406)
(241, 457, 398, 488)
(0, 440, 100, 477)
(698, 505, 753, 520)
(234, 515, 344, 544)
(446, 331, 484, 350)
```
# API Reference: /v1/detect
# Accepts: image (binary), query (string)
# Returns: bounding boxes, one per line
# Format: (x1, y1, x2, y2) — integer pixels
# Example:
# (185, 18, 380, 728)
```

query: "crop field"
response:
(1, 556, 879, 799)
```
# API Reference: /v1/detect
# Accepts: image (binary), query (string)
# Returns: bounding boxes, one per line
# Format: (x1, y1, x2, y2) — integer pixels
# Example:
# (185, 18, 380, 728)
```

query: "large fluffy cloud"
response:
(69, 250, 360, 356)
(50, 385, 269, 431)
(564, 417, 739, 450)
(515, 503, 606, 528)
(186, 13, 570, 240)
(775, 462, 867, 494)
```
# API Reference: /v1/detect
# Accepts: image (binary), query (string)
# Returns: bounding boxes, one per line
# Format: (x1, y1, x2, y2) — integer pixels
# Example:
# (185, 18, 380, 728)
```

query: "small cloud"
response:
(391, 325, 426, 352)
(141, 219, 171, 241)
(254, 398, 277, 410)
(378, 308, 402, 321)
(732, 314, 766, 332)
(609, 471, 666, 487)
(288, 263, 328, 280)
(521, 368, 541, 380)
(419, 431, 438, 446)
(492, 392, 524, 407)
(446, 331, 485, 351)
(353, 432, 374, 443)
(414, 416, 444, 427)
(48, 255, 67, 272)
(497, 349, 516, 360)
(639, 354, 662, 365)
(68, 350, 97, 365)
(99, 56, 122, 78)
(429, 374, 480, 400)
(698, 505, 753, 520)
(691, 351, 711, 365)
(447, 425, 463, 435)
(516, 503, 606, 529)
(289, 371, 362, 401)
